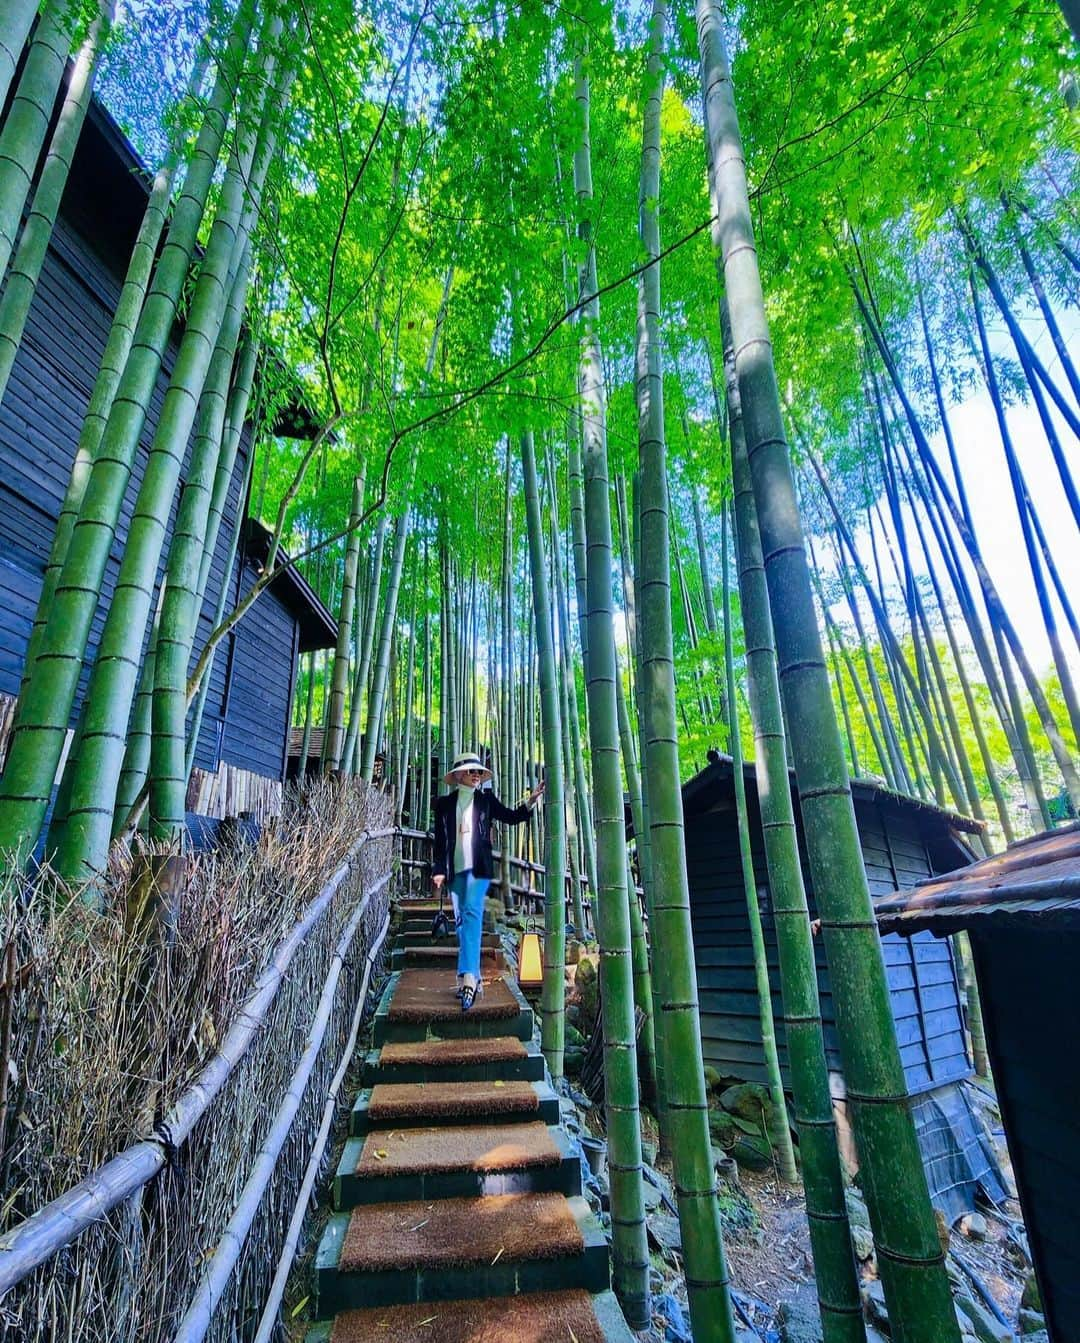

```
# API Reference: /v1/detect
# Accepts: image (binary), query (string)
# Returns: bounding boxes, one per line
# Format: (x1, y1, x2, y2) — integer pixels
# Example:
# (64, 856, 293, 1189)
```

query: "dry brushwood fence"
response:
(0, 778, 395, 1342)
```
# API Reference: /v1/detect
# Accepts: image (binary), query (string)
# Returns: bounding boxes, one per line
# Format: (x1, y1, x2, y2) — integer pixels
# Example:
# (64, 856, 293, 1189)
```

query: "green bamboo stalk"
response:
(362, 266, 452, 783)
(343, 514, 388, 773)
(0, 0, 40, 115)
(698, 8, 960, 1336)
(420, 545, 433, 826)
(573, 47, 650, 1330)
(522, 426, 566, 1079)
(55, 13, 284, 879)
(0, 0, 74, 285)
(20, 49, 211, 708)
(147, 240, 257, 845)
(0, 1, 113, 404)
(966, 262, 1080, 750)
(632, 9, 734, 1334)
(326, 473, 366, 771)
(726, 314, 865, 1343)
(0, 7, 255, 867)
(895, 443, 1013, 841)
(854, 278, 1080, 811)
(720, 500, 798, 1182)
(824, 615, 863, 777)
(614, 653, 657, 1105)
(820, 591, 891, 784)
(546, 440, 598, 916)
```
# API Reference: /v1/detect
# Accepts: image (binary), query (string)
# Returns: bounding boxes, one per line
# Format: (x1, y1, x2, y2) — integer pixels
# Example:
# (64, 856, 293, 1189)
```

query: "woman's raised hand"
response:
(526, 778, 547, 809)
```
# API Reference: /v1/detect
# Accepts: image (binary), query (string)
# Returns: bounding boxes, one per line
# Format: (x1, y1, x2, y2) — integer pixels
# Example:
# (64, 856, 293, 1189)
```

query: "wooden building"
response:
(0, 93, 335, 829)
(682, 756, 1004, 1216)
(876, 824, 1080, 1343)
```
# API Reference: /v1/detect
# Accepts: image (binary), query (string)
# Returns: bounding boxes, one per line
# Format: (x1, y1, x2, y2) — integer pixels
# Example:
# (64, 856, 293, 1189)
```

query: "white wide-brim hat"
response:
(443, 751, 493, 785)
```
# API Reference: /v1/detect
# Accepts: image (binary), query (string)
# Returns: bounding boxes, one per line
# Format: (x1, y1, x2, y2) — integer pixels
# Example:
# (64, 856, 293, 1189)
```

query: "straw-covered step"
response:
(372, 971, 533, 1044)
(314, 1194, 608, 1314)
(350, 1079, 560, 1134)
(309, 1289, 638, 1343)
(344, 1190, 583, 1270)
(391, 944, 503, 971)
(359, 1036, 545, 1086)
(334, 1122, 581, 1206)
(389, 970, 519, 1022)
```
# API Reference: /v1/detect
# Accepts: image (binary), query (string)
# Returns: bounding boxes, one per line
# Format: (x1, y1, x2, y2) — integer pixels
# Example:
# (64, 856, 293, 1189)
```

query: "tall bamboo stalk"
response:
(854, 279, 1080, 811)
(726, 315, 865, 1343)
(698, 7, 959, 1335)
(0, 0, 40, 115)
(362, 267, 452, 782)
(344, 515, 388, 773)
(573, 47, 649, 1329)
(326, 473, 366, 770)
(721, 501, 797, 1182)
(0, 1, 113, 404)
(521, 426, 566, 1079)
(0, 0, 75, 285)
(57, 14, 288, 879)
(148, 244, 257, 845)
(632, 6, 735, 1334)
(0, 8, 256, 867)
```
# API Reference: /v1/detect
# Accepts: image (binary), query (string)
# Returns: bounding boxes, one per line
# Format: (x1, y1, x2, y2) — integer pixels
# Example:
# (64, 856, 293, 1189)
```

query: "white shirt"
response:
(454, 785, 476, 873)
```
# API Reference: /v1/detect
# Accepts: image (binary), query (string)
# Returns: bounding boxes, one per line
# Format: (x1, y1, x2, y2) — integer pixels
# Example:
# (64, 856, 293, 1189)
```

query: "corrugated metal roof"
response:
(875, 823, 1080, 935)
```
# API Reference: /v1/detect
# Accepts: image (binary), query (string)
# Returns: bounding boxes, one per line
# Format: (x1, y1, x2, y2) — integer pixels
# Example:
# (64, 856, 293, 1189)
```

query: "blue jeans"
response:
(451, 869, 490, 979)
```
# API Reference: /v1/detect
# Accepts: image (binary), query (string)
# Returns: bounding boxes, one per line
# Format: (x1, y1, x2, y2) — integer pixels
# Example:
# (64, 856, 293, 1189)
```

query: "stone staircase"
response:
(307, 899, 635, 1342)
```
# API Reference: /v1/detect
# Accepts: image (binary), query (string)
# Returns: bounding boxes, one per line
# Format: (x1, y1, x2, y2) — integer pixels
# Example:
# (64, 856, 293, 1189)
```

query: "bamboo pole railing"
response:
(251, 900, 390, 1343)
(0, 825, 396, 1295)
(173, 874, 392, 1342)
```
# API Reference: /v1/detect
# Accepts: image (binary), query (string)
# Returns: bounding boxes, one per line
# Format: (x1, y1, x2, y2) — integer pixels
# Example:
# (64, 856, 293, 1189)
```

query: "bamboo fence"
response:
(0, 779, 395, 1342)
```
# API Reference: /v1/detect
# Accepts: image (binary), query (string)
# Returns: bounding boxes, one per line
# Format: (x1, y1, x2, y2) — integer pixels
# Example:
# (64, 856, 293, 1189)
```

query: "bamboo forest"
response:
(0, 0, 1078, 1339)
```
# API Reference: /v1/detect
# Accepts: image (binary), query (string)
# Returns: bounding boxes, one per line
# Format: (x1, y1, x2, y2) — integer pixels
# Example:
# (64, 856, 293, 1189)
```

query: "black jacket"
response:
(432, 788, 532, 881)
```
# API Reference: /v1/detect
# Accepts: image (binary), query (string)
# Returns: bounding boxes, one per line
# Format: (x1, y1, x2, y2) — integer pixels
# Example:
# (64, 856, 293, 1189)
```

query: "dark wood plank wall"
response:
(686, 792, 971, 1095)
(0, 173, 297, 792)
(220, 560, 297, 782)
(972, 927, 1080, 1343)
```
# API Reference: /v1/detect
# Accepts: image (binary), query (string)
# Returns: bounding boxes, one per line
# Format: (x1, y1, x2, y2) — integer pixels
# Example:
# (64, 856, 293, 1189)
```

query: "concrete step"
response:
(333, 1123, 582, 1208)
(371, 971, 533, 1045)
(360, 1037, 547, 1087)
(350, 1079, 560, 1135)
(314, 1194, 608, 1316)
(306, 1289, 636, 1342)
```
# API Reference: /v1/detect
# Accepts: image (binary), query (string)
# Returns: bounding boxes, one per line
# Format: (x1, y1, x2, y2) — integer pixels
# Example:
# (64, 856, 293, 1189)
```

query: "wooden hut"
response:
(0, 93, 335, 830)
(876, 824, 1080, 1343)
(682, 756, 1004, 1216)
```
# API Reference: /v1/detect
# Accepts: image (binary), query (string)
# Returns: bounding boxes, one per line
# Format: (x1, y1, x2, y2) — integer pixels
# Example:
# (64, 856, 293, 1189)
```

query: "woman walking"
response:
(432, 751, 545, 1010)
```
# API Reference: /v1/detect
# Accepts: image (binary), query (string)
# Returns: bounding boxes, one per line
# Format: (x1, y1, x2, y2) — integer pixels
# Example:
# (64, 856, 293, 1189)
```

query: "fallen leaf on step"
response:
(373, 1149, 388, 1159)
(419, 1317, 438, 1327)
(493, 1080, 506, 1088)
(568, 1328, 579, 1342)
(491, 1247, 504, 1265)
(409, 1220, 430, 1231)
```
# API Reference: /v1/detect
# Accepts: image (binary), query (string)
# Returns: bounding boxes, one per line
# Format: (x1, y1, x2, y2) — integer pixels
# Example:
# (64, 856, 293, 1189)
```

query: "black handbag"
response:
(430, 885, 451, 940)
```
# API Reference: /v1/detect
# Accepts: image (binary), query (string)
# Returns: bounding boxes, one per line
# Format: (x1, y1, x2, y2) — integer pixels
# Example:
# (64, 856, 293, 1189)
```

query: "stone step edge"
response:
(349, 1079, 561, 1135)
(313, 1195, 608, 1316)
(359, 1042, 547, 1087)
(304, 1289, 635, 1343)
(371, 971, 534, 1045)
(333, 1125, 582, 1209)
